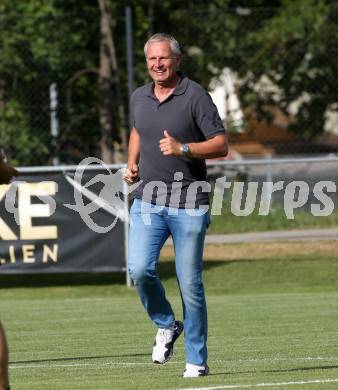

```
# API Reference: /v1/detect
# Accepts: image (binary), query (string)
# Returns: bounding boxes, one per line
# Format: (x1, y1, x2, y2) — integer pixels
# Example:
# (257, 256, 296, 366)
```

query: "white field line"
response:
(9, 361, 157, 369)
(9, 356, 338, 370)
(174, 378, 338, 390)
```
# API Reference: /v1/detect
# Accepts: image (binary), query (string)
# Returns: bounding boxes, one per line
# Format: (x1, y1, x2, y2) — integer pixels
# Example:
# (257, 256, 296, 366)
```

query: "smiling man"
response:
(124, 33, 228, 378)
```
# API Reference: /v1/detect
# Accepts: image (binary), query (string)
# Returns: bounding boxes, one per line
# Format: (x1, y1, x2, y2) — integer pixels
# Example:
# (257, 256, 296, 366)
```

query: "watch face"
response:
(181, 144, 189, 154)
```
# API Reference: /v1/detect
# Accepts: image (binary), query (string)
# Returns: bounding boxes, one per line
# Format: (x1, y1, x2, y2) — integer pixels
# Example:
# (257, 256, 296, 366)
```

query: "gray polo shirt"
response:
(131, 73, 226, 208)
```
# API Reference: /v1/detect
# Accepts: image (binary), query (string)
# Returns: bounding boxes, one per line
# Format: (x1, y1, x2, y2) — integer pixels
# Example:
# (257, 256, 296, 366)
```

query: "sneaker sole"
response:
(183, 364, 209, 377)
(152, 321, 183, 364)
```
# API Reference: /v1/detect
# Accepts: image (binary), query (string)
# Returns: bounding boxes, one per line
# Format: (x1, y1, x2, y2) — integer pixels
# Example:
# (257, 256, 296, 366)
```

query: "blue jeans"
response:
(128, 198, 209, 365)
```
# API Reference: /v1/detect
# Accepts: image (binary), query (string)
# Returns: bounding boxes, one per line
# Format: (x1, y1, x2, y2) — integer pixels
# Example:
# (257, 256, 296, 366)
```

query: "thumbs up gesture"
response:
(159, 130, 181, 156)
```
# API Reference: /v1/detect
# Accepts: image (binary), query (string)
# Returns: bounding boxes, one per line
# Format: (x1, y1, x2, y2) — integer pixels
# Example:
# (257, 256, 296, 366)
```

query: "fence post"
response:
(125, 4, 134, 133)
(262, 153, 273, 211)
(123, 179, 132, 287)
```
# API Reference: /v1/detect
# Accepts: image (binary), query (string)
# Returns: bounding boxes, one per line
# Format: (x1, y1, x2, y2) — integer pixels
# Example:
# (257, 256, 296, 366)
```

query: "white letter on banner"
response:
(19, 182, 58, 240)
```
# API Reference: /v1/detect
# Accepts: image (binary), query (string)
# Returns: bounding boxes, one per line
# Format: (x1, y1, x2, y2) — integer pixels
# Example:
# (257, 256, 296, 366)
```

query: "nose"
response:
(155, 58, 163, 67)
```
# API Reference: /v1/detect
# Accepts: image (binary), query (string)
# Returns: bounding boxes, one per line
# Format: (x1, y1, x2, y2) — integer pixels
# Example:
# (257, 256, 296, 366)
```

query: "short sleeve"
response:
(193, 92, 226, 139)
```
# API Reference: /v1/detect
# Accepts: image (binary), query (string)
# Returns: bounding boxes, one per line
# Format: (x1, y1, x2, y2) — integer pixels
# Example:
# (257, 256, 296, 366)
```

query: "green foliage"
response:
(130, 0, 338, 140)
(1, 0, 337, 165)
(0, 100, 49, 165)
(239, 0, 338, 137)
(0, 0, 100, 165)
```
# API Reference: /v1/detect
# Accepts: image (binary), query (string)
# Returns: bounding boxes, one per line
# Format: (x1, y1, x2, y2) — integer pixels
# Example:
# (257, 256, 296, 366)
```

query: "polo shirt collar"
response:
(172, 72, 189, 95)
(144, 72, 189, 99)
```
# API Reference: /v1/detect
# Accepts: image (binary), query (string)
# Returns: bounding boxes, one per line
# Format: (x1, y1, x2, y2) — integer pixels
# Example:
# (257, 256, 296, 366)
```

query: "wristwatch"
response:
(180, 143, 190, 157)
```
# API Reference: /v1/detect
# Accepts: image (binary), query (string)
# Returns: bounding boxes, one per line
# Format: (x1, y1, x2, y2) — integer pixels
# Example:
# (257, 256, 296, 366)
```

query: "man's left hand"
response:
(159, 130, 181, 156)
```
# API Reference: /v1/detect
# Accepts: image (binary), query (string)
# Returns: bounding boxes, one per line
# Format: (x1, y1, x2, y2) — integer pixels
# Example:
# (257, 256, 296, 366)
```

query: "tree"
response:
(238, 0, 338, 139)
(1, 0, 336, 166)
(132, 0, 337, 142)
(0, 0, 100, 165)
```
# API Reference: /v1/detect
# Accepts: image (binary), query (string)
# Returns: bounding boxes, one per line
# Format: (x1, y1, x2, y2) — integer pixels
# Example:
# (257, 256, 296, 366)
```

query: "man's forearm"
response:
(128, 127, 140, 167)
(187, 134, 228, 159)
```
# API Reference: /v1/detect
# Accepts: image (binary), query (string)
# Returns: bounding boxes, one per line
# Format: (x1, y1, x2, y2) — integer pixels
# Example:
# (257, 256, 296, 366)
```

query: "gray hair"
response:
(144, 33, 181, 57)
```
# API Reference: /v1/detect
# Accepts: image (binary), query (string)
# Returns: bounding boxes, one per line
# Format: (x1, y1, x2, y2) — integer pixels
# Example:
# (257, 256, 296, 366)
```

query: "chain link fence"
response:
(1, 4, 338, 166)
(206, 156, 338, 234)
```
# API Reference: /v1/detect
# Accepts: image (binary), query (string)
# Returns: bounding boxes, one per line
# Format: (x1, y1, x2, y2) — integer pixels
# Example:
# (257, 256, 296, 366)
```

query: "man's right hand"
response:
(123, 163, 139, 184)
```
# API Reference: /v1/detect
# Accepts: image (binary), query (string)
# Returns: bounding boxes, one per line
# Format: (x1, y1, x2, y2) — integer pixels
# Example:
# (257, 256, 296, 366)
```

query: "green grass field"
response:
(1, 242, 338, 389)
(208, 204, 338, 234)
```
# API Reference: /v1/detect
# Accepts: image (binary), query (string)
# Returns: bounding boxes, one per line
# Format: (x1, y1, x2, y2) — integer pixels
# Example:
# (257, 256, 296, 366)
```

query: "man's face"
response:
(146, 41, 181, 86)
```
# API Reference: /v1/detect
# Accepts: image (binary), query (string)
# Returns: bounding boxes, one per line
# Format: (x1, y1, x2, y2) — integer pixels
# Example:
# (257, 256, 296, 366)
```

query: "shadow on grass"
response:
(0, 272, 127, 288)
(11, 352, 150, 365)
(265, 364, 338, 373)
(0, 260, 225, 288)
(211, 364, 338, 377)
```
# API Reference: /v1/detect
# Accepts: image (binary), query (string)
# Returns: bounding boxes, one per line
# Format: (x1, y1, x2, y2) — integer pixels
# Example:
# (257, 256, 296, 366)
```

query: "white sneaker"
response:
(152, 320, 183, 364)
(183, 363, 209, 377)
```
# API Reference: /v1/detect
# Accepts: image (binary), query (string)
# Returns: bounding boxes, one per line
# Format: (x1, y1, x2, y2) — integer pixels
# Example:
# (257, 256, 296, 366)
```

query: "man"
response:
(0, 149, 16, 390)
(124, 33, 228, 377)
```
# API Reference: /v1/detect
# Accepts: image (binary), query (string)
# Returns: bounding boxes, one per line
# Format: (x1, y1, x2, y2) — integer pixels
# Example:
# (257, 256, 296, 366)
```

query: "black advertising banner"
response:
(0, 168, 127, 274)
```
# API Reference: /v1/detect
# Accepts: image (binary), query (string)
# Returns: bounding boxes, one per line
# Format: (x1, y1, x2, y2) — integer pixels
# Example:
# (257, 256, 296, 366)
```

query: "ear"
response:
(175, 54, 182, 67)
